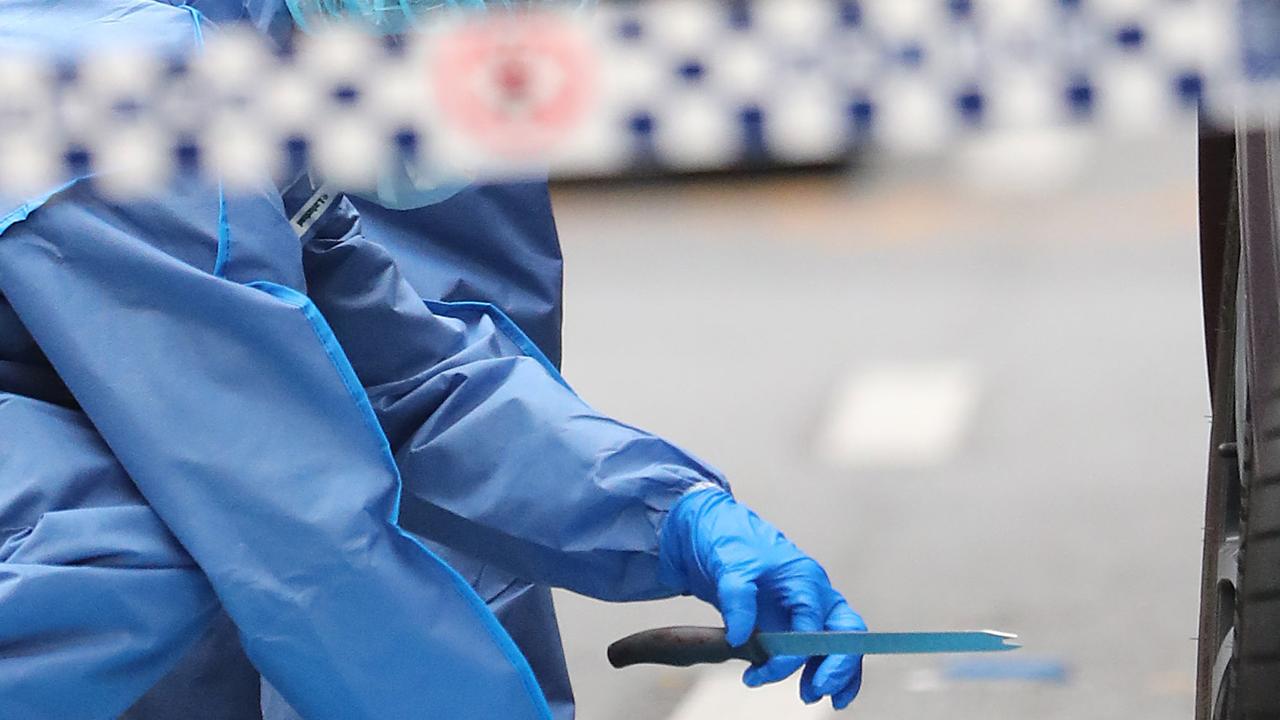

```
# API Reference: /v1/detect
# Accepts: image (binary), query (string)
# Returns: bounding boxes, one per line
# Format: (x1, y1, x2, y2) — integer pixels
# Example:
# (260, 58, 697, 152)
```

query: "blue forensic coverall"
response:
(146, 2, 575, 714)
(0, 3, 726, 718)
(127, 182, 583, 719)
(129, 0, 581, 714)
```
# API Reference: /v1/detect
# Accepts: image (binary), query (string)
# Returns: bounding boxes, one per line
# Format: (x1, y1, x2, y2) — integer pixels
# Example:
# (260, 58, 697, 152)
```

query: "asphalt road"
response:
(544, 128, 1209, 720)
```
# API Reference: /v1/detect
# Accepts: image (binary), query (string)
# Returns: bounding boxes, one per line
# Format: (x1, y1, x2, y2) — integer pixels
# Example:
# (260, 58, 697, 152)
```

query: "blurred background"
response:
(547, 124, 1208, 719)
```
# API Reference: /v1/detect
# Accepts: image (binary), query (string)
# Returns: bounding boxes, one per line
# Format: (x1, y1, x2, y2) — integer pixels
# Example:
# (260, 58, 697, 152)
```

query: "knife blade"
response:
(758, 629, 1019, 656)
(607, 626, 1019, 669)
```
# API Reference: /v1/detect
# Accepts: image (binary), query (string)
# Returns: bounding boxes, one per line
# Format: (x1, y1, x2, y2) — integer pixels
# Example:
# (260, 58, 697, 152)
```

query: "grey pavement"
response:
(544, 127, 1209, 719)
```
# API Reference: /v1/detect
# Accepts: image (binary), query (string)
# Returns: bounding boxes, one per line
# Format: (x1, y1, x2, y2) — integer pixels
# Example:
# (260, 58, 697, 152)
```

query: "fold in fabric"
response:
(0, 393, 218, 720)
(297, 187, 730, 602)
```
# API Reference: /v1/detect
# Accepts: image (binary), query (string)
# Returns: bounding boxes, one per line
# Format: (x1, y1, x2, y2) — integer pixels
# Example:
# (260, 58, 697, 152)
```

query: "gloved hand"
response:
(658, 486, 865, 709)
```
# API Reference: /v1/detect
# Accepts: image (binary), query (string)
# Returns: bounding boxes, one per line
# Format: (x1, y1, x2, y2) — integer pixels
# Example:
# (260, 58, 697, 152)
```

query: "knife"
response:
(607, 626, 1020, 669)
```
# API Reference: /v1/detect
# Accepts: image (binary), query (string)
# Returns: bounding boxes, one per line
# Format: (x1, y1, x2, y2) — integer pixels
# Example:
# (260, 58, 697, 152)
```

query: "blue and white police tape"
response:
(0, 0, 1259, 198)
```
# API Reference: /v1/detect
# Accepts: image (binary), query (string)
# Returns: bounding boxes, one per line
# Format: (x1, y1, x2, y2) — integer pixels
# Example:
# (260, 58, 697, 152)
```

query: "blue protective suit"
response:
(0, 4, 728, 718)
(170, 0, 577, 711)
(123, 186, 581, 720)
(127, 183, 581, 719)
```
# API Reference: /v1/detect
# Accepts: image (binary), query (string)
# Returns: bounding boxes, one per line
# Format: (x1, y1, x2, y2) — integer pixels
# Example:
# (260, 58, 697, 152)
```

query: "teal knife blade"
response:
(755, 630, 1020, 656)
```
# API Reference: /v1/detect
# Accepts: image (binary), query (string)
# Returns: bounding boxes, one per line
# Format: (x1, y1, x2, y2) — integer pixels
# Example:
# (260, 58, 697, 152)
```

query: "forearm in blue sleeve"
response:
(301, 209, 729, 602)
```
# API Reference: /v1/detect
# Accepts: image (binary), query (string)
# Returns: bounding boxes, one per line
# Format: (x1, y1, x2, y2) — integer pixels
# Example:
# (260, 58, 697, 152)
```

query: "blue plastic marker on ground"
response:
(943, 657, 1071, 683)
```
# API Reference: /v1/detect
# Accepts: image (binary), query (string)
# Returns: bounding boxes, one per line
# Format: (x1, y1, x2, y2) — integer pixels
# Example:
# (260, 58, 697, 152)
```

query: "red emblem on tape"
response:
(430, 11, 595, 158)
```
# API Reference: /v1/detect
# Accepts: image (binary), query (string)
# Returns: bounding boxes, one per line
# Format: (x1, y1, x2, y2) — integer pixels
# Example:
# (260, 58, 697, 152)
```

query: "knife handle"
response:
(607, 626, 769, 669)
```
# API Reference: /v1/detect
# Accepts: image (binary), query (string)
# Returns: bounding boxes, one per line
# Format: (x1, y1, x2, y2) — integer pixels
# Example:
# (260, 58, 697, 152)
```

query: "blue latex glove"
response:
(658, 487, 866, 709)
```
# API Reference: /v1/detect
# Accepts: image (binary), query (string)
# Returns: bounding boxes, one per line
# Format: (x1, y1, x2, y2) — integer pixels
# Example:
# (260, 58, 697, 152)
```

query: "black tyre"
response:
(1198, 128, 1280, 720)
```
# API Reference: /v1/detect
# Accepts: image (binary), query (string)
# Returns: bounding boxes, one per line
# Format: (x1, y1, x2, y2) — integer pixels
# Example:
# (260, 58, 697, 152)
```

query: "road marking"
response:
(905, 667, 947, 693)
(816, 362, 979, 469)
(666, 667, 834, 720)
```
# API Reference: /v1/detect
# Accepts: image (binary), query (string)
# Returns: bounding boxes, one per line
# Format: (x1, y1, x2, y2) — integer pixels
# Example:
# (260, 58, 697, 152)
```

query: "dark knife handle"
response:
(607, 626, 769, 669)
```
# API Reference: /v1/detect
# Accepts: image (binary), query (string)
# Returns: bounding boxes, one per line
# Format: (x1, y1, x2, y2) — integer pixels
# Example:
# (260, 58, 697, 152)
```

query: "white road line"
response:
(816, 362, 979, 469)
(665, 666, 834, 720)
